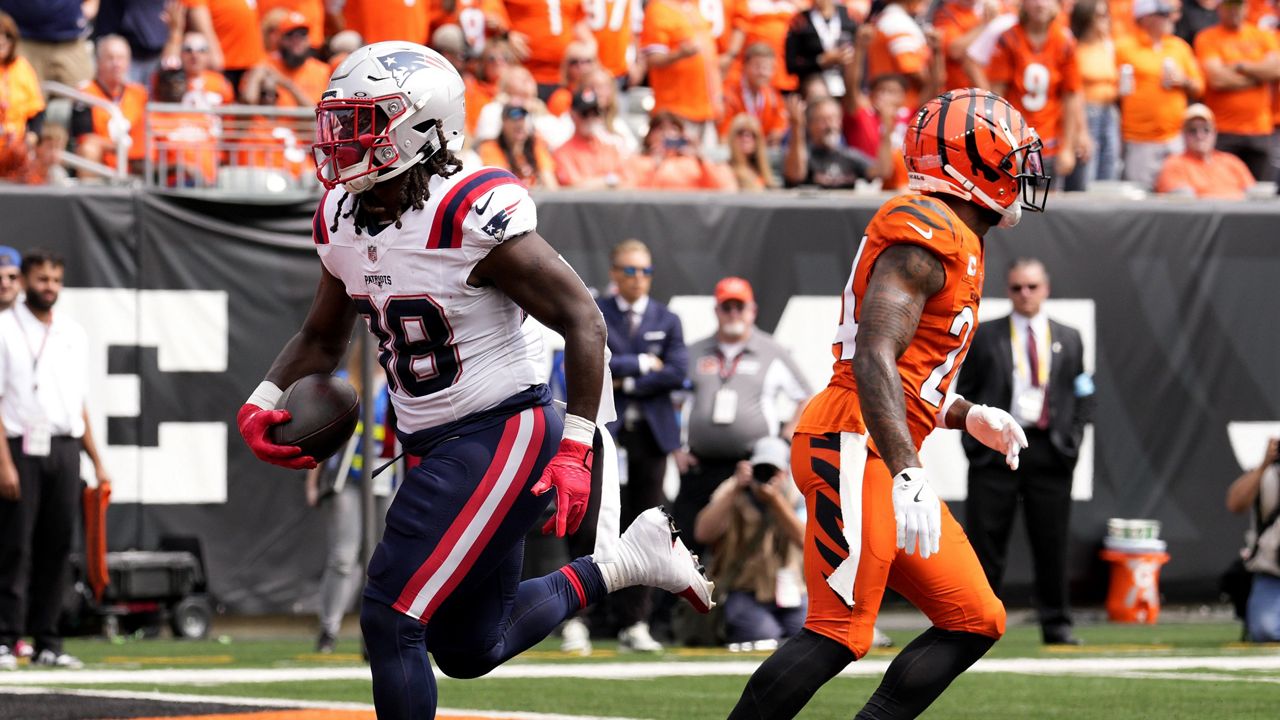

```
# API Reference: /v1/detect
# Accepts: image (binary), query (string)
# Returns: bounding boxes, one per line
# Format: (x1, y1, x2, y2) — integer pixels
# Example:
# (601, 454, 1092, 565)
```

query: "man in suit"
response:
(956, 257, 1094, 646)
(596, 238, 688, 651)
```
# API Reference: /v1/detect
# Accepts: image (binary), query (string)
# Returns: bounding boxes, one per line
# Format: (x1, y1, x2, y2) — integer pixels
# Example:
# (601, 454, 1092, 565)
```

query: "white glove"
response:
(892, 467, 941, 559)
(966, 404, 1029, 470)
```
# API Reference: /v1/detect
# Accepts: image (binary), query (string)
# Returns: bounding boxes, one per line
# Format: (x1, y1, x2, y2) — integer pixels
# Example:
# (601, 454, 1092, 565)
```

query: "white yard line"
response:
(1109, 671, 1280, 684)
(0, 685, 639, 720)
(2, 654, 1279, 686)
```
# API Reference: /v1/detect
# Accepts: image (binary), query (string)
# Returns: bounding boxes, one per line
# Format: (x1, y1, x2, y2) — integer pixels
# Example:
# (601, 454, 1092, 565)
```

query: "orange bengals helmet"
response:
(904, 88, 1050, 228)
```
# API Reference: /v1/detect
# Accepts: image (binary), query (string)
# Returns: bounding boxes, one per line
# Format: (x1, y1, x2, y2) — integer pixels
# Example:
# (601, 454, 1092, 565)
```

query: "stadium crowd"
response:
(0, 0, 1276, 193)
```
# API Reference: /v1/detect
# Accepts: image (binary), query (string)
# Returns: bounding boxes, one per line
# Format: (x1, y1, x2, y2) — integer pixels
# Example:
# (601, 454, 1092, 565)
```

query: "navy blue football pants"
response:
(361, 393, 607, 719)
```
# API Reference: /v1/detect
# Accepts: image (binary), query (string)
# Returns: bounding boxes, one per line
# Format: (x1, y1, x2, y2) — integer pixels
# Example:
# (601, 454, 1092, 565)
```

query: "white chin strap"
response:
(342, 172, 376, 195)
(942, 163, 1021, 228)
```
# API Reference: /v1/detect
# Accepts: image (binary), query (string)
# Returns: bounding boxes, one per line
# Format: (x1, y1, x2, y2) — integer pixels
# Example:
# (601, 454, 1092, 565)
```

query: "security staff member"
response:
(0, 249, 110, 670)
(957, 257, 1093, 646)
(675, 277, 812, 556)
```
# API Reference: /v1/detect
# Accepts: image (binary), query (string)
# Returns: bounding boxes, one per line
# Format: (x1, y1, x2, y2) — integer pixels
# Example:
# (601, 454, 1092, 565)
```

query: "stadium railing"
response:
(42, 80, 132, 183)
(143, 102, 322, 203)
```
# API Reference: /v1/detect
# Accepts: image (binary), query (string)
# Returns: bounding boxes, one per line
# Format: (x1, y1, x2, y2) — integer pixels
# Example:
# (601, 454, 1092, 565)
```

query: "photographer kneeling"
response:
(694, 437, 806, 650)
(1226, 437, 1280, 642)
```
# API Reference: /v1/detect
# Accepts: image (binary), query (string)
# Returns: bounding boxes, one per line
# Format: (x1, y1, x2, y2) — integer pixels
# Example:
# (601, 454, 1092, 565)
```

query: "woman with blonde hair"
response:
(725, 114, 776, 190)
(583, 67, 640, 153)
(546, 42, 598, 116)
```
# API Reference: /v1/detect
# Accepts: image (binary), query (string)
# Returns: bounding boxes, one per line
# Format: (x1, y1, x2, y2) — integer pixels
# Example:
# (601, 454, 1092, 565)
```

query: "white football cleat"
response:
(560, 617, 592, 656)
(596, 507, 715, 614)
(31, 649, 83, 669)
(618, 621, 664, 653)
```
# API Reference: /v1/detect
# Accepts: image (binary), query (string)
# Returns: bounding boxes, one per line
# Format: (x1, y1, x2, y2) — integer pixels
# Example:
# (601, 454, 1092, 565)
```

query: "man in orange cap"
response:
(674, 277, 812, 566)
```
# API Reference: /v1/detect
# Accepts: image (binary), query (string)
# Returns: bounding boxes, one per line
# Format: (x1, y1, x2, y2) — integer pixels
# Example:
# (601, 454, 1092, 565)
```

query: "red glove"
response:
(531, 439, 593, 537)
(237, 403, 317, 470)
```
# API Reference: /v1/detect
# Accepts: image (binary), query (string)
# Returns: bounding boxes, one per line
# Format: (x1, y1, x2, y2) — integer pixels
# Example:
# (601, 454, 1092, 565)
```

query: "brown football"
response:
(269, 374, 359, 463)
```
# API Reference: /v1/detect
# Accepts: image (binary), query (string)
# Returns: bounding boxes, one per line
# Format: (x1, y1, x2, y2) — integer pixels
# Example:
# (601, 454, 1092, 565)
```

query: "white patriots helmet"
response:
(313, 41, 466, 194)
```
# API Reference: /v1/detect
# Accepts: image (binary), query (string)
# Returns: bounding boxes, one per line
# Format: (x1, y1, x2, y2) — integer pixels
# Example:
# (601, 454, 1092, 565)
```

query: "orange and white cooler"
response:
(1099, 519, 1169, 624)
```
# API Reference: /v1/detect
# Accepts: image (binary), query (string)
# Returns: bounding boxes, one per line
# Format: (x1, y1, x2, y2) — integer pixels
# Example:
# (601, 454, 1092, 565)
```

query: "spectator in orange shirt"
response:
(725, 113, 778, 189)
(0, 13, 45, 178)
(586, 0, 639, 82)
(1194, 0, 1280, 180)
(1116, 0, 1205, 188)
(476, 104, 559, 188)
(179, 31, 235, 109)
(626, 110, 737, 189)
(932, 0, 1003, 93)
(180, 0, 268, 90)
(1067, 0, 1121, 186)
(867, 0, 932, 109)
(553, 89, 633, 188)
(642, 0, 724, 130)
(227, 73, 310, 180)
(464, 39, 513, 136)
(71, 35, 149, 177)
(430, 0, 511, 56)
(721, 0, 803, 93)
(719, 43, 789, 146)
(784, 0, 858, 97)
(546, 42, 599, 117)
(257, 0, 325, 50)
(504, 0, 591, 99)
(341, 0, 428, 46)
(987, 0, 1086, 185)
(249, 12, 329, 107)
(18, 124, 71, 186)
(148, 67, 221, 187)
(1155, 102, 1257, 194)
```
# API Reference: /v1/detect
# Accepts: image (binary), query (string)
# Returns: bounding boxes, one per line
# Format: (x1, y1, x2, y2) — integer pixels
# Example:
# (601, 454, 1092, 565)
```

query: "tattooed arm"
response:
(852, 244, 946, 475)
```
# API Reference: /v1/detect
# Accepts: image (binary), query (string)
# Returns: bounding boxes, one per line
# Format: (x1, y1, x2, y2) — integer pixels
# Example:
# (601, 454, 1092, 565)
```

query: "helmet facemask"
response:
(313, 95, 443, 194)
(997, 117, 1051, 221)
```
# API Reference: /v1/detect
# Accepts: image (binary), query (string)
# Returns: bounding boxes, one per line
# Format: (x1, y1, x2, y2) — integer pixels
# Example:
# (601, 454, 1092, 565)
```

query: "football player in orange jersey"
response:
(727, 88, 1048, 720)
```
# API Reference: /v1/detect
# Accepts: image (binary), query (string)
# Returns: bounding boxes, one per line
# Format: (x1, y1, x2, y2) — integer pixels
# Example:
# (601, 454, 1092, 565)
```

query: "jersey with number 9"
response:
(795, 194, 985, 451)
(312, 166, 543, 433)
(986, 23, 1079, 157)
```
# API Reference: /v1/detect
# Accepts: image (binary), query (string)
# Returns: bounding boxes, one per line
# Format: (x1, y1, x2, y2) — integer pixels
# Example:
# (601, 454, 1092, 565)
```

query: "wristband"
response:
(247, 380, 283, 410)
(935, 391, 964, 429)
(562, 413, 596, 446)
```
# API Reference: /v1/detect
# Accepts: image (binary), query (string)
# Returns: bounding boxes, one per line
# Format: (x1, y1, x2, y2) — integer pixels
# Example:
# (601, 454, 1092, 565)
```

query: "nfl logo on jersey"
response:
(367, 244, 377, 263)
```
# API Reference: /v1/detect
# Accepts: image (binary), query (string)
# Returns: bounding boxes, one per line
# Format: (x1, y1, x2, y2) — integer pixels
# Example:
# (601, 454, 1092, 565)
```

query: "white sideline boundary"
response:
(0, 686, 639, 720)
(2, 654, 1280, 685)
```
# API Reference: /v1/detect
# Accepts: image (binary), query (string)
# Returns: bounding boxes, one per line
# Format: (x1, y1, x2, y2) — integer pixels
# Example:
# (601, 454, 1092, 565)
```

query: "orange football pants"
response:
(794, 432, 1006, 658)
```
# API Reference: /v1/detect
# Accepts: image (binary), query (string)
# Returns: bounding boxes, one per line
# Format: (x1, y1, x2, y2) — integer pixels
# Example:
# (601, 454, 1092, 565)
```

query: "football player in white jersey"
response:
(235, 42, 714, 719)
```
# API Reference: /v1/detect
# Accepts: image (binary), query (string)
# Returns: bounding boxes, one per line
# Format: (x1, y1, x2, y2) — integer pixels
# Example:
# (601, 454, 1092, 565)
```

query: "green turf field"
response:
(9, 621, 1279, 719)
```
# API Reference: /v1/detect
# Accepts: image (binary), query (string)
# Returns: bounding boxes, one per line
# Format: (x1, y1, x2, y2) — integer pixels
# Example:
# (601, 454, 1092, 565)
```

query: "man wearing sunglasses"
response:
(595, 239, 689, 652)
(955, 257, 1093, 646)
(1155, 103, 1256, 198)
